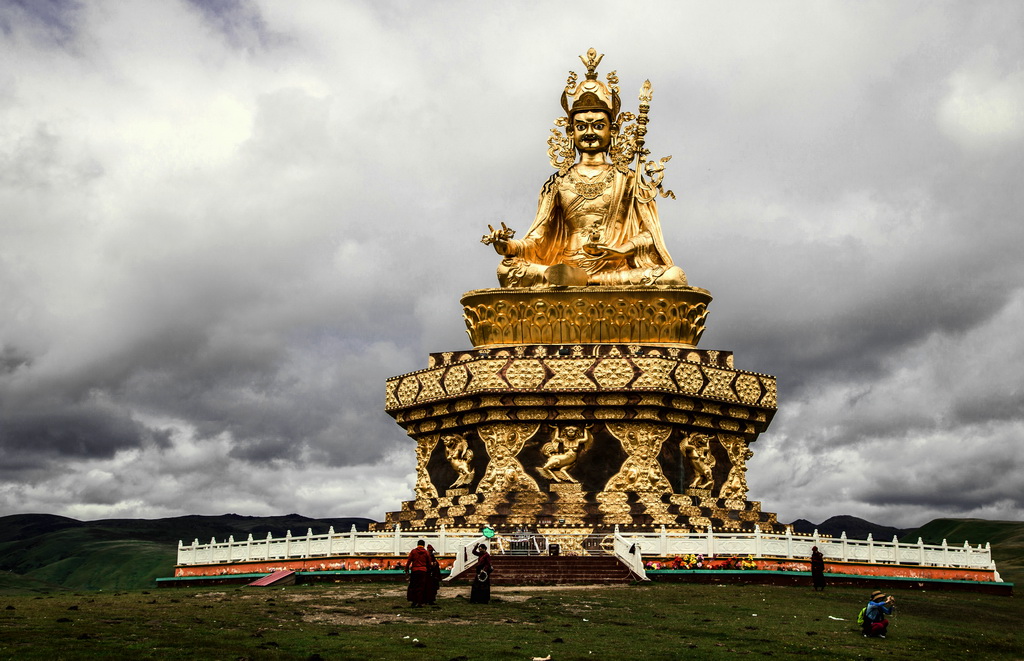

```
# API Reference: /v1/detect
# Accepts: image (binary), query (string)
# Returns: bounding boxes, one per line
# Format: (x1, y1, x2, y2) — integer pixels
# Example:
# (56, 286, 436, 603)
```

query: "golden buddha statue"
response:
(380, 49, 783, 535)
(482, 48, 686, 288)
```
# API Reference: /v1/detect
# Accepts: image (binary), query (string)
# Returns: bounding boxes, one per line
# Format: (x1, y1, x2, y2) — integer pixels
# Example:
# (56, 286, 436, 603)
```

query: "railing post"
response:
(305, 528, 313, 558)
(659, 525, 667, 556)
(246, 534, 253, 561)
(706, 523, 715, 558)
(394, 524, 402, 555)
(866, 533, 874, 564)
(786, 527, 795, 559)
(942, 538, 949, 567)
(840, 532, 848, 562)
(440, 524, 447, 555)
(285, 530, 292, 559)
(350, 524, 357, 554)
(754, 525, 762, 558)
(327, 527, 335, 556)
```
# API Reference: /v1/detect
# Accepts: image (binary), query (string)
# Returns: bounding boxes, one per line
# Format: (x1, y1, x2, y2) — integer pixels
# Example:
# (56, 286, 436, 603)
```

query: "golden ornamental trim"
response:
(461, 287, 711, 348)
(386, 354, 777, 418)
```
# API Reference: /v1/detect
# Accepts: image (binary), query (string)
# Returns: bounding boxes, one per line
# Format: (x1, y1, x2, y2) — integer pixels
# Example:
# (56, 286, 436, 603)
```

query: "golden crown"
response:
(560, 48, 621, 119)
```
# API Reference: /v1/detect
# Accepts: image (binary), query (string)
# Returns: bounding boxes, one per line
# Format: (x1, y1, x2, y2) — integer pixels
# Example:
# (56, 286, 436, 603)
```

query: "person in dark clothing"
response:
(423, 544, 442, 606)
(810, 546, 826, 591)
(405, 539, 430, 607)
(863, 590, 896, 637)
(469, 543, 493, 604)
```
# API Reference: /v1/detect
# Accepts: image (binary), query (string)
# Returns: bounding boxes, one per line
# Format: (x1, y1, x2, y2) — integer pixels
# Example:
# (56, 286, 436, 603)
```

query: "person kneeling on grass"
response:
(862, 590, 895, 638)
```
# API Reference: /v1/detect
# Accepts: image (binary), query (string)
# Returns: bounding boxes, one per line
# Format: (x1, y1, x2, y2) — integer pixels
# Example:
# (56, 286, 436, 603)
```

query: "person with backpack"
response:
(860, 590, 896, 637)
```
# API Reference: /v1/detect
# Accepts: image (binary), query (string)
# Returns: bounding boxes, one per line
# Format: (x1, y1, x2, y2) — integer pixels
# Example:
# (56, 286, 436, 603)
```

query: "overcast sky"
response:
(2, 0, 1022, 530)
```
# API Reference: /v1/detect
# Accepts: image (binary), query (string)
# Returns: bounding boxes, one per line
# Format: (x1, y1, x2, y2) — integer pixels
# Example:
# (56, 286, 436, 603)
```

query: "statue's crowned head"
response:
(561, 48, 621, 122)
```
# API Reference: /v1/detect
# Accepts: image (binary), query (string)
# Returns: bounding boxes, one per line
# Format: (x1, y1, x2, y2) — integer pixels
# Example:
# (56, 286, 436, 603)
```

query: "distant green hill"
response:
(0, 513, 376, 593)
(902, 518, 1024, 586)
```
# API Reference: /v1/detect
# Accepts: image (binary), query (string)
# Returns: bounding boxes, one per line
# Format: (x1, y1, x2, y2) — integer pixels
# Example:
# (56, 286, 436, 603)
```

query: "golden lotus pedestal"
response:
(377, 287, 783, 534)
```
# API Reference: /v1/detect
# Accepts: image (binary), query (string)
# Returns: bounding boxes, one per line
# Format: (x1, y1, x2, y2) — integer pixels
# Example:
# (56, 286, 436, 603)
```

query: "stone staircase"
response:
(475, 555, 638, 585)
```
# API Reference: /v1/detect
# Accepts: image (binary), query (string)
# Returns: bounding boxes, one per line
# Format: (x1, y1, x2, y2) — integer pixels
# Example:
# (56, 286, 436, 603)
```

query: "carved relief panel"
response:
(718, 433, 753, 501)
(475, 422, 542, 493)
(603, 422, 673, 492)
(679, 432, 716, 490)
(414, 434, 440, 500)
(536, 424, 593, 483)
(442, 432, 475, 488)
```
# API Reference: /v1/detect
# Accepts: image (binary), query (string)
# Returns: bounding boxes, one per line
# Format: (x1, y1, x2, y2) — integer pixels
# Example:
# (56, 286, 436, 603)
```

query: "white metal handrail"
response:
(442, 535, 489, 582)
(613, 530, 649, 581)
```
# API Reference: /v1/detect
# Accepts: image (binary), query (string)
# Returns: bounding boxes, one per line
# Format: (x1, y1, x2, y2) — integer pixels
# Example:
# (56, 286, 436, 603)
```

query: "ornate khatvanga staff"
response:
(632, 80, 674, 204)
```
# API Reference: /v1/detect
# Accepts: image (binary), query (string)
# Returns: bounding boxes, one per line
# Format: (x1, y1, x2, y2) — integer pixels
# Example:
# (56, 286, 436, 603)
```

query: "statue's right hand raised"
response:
(480, 222, 515, 255)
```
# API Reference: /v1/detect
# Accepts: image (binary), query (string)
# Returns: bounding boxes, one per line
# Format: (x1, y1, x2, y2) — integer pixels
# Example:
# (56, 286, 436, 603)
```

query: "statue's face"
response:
(570, 111, 612, 154)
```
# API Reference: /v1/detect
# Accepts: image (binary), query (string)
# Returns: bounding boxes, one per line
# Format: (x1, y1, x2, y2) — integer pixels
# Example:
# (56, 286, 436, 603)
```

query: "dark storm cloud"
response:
(0, 403, 147, 459)
(0, 346, 31, 374)
(1, 1, 1022, 526)
(0, 0, 82, 47)
(183, 0, 277, 51)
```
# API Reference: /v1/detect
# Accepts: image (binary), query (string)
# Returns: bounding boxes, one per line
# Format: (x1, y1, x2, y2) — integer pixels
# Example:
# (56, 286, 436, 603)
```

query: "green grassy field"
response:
(0, 528, 177, 593)
(1, 582, 1020, 660)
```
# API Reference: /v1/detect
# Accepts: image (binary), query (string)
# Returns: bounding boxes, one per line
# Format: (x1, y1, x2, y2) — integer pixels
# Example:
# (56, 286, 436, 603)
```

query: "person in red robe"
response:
(404, 539, 430, 607)
(810, 546, 826, 591)
(423, 544, 442, 606)
(469, 543, 494, 604)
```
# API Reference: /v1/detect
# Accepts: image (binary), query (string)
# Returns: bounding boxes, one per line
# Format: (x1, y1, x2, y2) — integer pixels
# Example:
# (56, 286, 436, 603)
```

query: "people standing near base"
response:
(404, 539, 430, 607)
(423, 544, 442, 606)
(469, 543, 493, 604)
(862, 590, 896, 637)
(810, 546, 826, 591)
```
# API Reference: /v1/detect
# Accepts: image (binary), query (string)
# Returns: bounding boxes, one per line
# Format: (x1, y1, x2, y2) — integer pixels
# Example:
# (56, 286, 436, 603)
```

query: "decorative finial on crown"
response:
(579, 48, 604, 80)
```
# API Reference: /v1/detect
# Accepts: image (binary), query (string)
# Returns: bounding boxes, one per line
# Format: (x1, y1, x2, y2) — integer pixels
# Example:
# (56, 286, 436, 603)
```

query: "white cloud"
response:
(1, 1, 1023, 530)
(938, 47, 1024, 150)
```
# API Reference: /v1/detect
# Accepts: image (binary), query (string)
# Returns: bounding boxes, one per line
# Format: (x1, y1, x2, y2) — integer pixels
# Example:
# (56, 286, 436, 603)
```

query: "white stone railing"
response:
(177, 524, 999, 579)
(176, 525, 483, 566)
(614, 526, 998, 575)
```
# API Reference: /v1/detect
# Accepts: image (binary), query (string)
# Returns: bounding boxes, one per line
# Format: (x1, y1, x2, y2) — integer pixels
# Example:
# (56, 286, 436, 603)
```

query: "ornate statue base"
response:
(377, 287, 783, 534)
